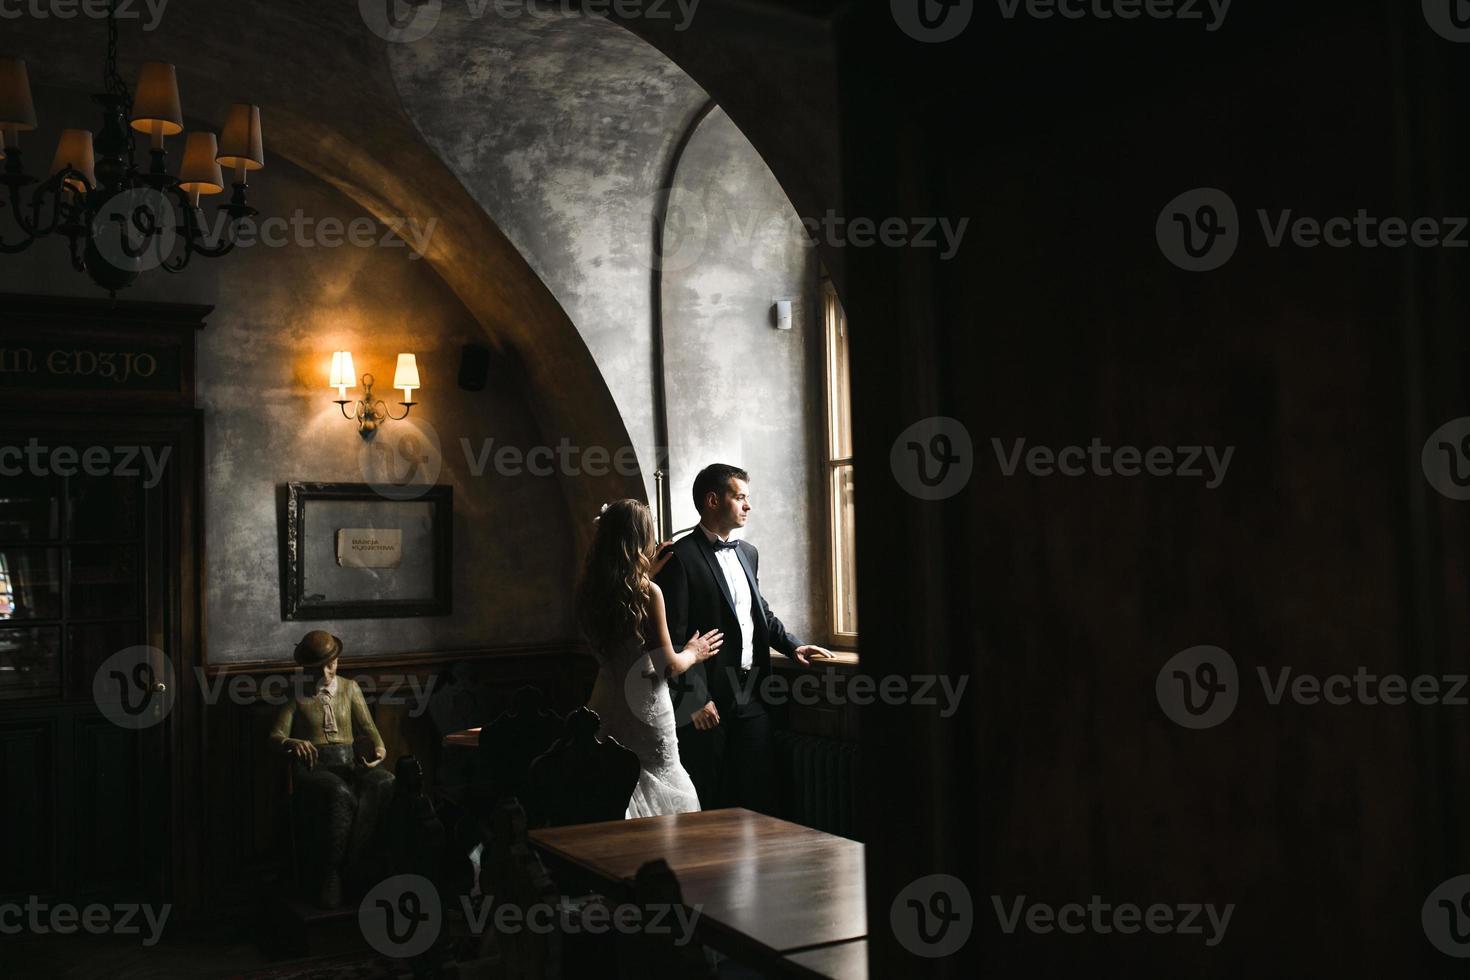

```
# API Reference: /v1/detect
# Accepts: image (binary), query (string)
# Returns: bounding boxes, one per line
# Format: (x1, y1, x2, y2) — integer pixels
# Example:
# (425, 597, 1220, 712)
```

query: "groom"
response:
(655, 463, 833, 815)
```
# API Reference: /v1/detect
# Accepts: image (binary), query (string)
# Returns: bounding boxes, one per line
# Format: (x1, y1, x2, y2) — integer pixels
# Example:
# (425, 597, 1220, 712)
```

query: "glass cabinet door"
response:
(0, 445, 147, 703)
(0, 472, 64, 700)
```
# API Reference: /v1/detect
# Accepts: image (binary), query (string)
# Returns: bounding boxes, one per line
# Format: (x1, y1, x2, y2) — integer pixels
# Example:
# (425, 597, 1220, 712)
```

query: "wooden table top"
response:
(529, 808, 867, 965)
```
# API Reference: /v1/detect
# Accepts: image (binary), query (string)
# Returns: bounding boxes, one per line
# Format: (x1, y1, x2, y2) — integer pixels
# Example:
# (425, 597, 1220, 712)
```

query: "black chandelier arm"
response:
(5, 179, 49, 239)
(27, 171, 87, 239)
(5, 181, 35, 236)
(161, 216, 230, 274)
(159, 235, 193, 274)
(385, 400, 416, 422)
(171, 192, 248, 260)
(0, 229, 36, 254)
(0, 185, 37, 252)
(188, 217, 243, 259)
(158, 196, 201, 273)
(28, 187, 66, 239)
(162, 210, 240, 274)
(0, 180, 61, 246)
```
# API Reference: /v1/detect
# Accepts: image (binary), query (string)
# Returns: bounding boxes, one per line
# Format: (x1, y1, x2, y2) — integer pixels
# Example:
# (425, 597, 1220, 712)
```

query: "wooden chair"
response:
(477, 685, 564, 826)
(618, 859, 714, 980)
(384, 755, 447, 882)
(528, 706, 641, 827)
(522, 705, 639, 963)
(473, 798, 563, 979)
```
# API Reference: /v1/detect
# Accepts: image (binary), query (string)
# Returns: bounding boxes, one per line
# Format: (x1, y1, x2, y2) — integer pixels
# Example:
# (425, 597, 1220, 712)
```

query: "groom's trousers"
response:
(678, 703, 776, 816)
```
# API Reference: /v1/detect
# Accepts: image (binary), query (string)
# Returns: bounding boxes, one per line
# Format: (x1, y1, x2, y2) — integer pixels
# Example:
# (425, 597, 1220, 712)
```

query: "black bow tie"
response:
(712, 540, 740, 552)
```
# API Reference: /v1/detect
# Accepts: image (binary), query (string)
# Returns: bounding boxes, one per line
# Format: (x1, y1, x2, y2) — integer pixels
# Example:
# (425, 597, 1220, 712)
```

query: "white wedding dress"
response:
(586, 636, 702, 818)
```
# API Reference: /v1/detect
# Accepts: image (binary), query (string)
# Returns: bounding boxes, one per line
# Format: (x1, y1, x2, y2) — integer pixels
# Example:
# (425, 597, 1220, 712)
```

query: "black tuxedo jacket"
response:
(654, 530, 801, 718)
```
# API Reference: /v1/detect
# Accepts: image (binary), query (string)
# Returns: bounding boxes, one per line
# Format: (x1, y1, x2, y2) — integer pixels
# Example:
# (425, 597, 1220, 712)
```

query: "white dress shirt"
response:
(700, 524, 757, 669)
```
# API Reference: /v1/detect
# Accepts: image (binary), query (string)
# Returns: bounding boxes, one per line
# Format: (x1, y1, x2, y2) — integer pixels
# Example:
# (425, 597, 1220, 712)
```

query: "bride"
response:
(578, 498, 724, 818)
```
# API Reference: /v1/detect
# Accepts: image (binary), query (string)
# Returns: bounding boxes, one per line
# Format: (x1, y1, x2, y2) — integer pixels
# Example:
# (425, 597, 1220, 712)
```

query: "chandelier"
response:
(0, 0, 265, 296)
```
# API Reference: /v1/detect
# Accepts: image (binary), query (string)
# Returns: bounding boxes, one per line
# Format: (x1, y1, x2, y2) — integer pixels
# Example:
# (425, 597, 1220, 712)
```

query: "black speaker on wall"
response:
(458, 343, 490, 391)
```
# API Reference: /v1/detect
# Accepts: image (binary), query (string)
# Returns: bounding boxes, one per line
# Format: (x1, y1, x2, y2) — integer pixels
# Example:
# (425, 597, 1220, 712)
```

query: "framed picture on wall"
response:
(282, 482, 452, 620)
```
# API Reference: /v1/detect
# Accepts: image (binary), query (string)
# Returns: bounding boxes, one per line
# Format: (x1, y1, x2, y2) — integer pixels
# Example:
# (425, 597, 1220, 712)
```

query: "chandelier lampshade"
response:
(216, 103, 264, 180)
(0, 58, 38, 147)
(48, 129, 97, 194)
(178, 132, 224, 205)
(130, 62, 183, 146)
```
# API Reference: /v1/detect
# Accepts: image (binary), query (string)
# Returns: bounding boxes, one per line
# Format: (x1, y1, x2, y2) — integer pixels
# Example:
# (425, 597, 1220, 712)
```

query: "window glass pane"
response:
(68, 546, 140, 619)
(825, 284, 853, 460)
(0, 470, 62, 542)
(0, 547, 62, 621)
(831, 464, 857, 636)
(0, 626, 61, 700)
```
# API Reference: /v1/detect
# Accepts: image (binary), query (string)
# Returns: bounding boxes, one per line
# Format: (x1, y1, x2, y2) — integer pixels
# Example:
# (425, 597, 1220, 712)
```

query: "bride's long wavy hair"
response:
(576, 498, 658, 653)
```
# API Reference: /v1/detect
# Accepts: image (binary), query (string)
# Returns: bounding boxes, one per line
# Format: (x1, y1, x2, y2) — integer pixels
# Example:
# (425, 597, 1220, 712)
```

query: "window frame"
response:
(821, 276, 858, 649)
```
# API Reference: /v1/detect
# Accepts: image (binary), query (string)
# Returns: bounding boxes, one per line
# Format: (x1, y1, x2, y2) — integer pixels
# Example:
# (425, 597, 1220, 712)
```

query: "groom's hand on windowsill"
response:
(794, 644, 836, 666)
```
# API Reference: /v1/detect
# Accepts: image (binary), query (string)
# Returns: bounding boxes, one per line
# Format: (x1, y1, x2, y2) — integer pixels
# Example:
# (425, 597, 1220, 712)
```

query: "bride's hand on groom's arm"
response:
(683, 629, 723, 662)
(650, 541, 676, 577)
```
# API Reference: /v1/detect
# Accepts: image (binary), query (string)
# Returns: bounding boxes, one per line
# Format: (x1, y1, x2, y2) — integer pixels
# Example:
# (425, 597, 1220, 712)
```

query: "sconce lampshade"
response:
(393, 354, 421, 395)
(49, 129, 96, 193)
(216, 103, 264, 172)
(130, 62, 184, 137)
(0, 58, 39, 135)
(177, 132, 224, 200)
(329, 351, 356, 394)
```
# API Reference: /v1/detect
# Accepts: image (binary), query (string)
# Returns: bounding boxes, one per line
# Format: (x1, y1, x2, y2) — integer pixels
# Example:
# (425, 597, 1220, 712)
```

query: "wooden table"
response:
(529, 808, 867, 979)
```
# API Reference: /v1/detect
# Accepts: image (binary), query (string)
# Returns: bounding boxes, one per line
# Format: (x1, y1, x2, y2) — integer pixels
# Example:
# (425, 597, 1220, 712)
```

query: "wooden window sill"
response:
(771, 650, 860, 672)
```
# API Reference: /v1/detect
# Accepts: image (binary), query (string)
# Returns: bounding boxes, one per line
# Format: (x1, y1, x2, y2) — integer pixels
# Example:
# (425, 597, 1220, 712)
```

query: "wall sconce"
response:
(329, 350, 421, 440)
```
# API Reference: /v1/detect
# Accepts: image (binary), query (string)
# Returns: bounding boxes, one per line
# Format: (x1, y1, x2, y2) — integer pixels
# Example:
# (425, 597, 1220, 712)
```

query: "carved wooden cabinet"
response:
(0, 294, 206, 907)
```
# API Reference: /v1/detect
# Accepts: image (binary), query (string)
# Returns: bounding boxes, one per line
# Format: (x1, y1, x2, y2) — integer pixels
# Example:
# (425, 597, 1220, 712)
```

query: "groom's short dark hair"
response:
(693, 464, 749, 512)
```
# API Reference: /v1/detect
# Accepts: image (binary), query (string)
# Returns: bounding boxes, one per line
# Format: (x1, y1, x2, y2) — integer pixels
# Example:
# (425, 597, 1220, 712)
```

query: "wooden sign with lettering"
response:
(0, 342, 181, 391)
(0, 293, 209, 410)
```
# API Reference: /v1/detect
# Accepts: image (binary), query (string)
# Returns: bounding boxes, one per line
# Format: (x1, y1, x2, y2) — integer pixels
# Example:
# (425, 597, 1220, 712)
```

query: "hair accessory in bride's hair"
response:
(594, 502, 610, 523)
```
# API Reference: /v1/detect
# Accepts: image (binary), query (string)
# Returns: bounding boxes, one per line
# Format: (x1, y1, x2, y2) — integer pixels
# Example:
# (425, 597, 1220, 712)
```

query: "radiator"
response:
(774, 731, 860, 841)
